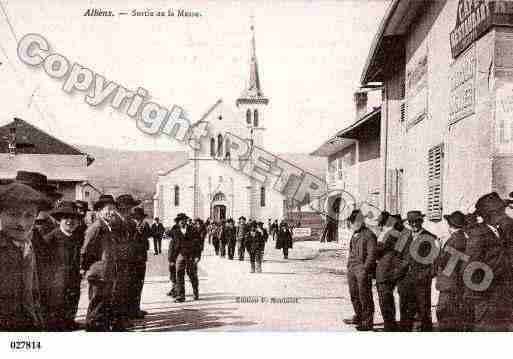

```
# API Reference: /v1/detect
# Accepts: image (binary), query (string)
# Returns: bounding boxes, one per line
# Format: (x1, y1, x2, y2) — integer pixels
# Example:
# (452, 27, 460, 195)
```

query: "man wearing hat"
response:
(276, 220, 293, 259)
(151, 217, 165, 255)
(343, 209, 377, 331)
(43, 201, 83, 330)
(435, 211, 468, 331)
(128, 206, 151, 319)
(168, 213, 203, 302)
(80, 194, 119, 331)
(396, 210, 439, 332)
(225, 219, 237, 260)
(0, 178, 51, 330)
(236, 216, 248, 261)
(246, 222, 266, 273)
(464, 192, 513, 331)
(166, 214, 182, 297)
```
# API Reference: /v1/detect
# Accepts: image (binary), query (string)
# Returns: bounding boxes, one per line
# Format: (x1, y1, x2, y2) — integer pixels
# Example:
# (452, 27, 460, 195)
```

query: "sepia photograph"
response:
(1, 0, 513, 356)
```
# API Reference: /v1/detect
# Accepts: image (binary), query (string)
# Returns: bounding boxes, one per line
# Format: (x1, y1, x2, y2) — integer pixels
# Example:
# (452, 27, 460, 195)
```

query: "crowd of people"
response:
(344, 191, 513, 332)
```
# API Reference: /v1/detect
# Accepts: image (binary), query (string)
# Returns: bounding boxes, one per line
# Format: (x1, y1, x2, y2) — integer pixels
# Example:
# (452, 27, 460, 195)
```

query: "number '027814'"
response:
(10, 341, 41, 350)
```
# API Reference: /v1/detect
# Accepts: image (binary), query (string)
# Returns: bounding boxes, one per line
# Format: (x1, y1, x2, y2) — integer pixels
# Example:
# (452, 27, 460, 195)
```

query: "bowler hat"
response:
(443, 211, 467, 229)
(406, 210, 425, 222)
(116, 194, 141, 208)
(11, 171, 63, 199)
(50, 201, 82, 221)
(132, 207, 147, 219)
(0, 182, 52, 208)
(174, 212, 188, 223)
(94, 194, 115, 211)
(474, 192, 507, 216)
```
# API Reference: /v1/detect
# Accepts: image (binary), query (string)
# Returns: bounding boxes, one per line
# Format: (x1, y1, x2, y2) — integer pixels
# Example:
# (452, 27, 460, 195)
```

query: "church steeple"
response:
(236, 19, 269, 106)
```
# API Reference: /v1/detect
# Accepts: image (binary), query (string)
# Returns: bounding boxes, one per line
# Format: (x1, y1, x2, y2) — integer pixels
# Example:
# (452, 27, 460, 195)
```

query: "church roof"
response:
(236, 23, 269, 106)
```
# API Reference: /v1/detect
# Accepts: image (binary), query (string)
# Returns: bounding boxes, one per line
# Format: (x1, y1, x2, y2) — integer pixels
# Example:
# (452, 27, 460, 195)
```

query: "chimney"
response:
(354, 91, 368, 121)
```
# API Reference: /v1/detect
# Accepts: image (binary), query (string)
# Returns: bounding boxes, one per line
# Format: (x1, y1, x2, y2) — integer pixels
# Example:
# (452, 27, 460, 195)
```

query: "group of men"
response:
(0, 170, 153, 331)
(345, 191, 513, 331)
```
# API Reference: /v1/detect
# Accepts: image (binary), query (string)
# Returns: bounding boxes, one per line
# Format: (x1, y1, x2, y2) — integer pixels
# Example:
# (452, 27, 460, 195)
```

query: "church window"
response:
(260, 186, 266, 207)
(217, 134, 223, 157)
(254, 109, 259, 127)
(210, 138, 216, 157)
(246, 109, 251, 125)
(174, 185, 180, 206)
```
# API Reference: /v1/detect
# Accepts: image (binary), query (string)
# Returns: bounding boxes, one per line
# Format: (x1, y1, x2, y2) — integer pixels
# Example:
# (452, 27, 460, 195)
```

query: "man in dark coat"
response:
(397, 210, 439, 332)
(0, 180, 51, 331)
(225, 219, 237, 260)
(435, 211, 467, 331)
(464, 192, 513, 331)
(128, 207, 151, 319)
(166, 217, 180, 297)
(246, 223, 266, 273)
(169, 213, 203, 302)
(80, 195, 119, 331)
(44, 201, 83, 331)
(151, 217, 165, 255)
(375, 214, 404, 332)
(344, 210, 377, 331)
(276, 221, 293, 259)
(236, 217, 248, 260)
(219, 220, 228, 257)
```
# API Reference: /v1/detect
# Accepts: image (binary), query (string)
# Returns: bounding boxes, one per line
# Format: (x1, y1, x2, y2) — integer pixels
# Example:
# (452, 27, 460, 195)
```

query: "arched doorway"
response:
(211, 191, 228, 221)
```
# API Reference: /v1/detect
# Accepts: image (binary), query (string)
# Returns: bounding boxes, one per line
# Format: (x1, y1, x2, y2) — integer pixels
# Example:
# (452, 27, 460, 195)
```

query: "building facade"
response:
(361, 0, 513, 235)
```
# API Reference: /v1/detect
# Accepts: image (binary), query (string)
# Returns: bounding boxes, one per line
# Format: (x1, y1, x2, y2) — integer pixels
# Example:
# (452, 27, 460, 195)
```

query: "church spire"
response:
(237, 18, 269, 106)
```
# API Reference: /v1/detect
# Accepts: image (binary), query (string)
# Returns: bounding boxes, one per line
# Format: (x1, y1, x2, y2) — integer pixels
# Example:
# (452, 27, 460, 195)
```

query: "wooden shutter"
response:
(427, 144, 444, 221)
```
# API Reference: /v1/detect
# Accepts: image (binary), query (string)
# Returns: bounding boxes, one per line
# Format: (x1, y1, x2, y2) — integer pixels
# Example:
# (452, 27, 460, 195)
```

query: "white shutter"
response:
(427, 144, 444, 221)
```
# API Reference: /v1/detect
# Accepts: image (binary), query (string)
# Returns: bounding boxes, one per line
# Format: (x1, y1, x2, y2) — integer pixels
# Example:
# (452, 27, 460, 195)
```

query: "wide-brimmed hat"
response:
(475, 192, 507, 216)
(174, 212, 188, 223)
(0, 182, 52, 209)
(347, 209, 364, 224)
(94, 194, 116, 211)
(132, 207, 147, 219)
(50, 201, 82, 221)
(406, 210, 425, 222)
(116, 194, 141, 208)
(35, 211, 53, 224)
(443, 211, 467, 229)
(75, 200, 89, 212)
(238, 216, 246, 221)
(10, 171, 63, 199)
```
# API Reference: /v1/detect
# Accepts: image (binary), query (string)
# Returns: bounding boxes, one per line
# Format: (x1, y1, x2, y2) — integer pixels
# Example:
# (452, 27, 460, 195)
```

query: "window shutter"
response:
(427, 144, 444, 221)
(387, 169, 396, 213)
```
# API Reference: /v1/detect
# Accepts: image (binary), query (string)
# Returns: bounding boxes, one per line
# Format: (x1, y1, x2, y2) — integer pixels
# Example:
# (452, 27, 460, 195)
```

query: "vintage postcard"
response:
(1, 0, 513, 355)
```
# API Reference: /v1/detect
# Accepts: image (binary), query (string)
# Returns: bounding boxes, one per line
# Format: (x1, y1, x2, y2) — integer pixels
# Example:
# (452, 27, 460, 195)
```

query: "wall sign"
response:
(449, 45, 476, 124)
(450, 0, 513, 59)
(406, 54, 428, 130)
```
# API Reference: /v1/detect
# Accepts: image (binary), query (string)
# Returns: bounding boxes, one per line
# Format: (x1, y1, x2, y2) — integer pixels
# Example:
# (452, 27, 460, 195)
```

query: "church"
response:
(153, 24, 326, 227)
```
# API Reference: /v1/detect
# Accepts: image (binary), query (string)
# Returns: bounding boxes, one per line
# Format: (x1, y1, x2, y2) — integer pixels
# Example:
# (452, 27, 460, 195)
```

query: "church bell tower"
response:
(236, 20, 269, 148)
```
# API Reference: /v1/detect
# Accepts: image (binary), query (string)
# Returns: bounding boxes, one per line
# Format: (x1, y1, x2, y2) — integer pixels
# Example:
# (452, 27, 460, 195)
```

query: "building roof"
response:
(311, 106, 381, 157)
(360, 0, 428, 85)
(0, 118, 94, 165)
(236, 23, 269, 106)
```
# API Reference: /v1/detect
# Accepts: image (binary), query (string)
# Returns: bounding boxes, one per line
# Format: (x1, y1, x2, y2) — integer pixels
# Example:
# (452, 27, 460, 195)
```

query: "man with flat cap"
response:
(397, 210, 439, 332)
(80, 194, 119, 331)
(464, 192, 513, 331)
(435, 211, 468, 331)
(343, 209, 377, 331)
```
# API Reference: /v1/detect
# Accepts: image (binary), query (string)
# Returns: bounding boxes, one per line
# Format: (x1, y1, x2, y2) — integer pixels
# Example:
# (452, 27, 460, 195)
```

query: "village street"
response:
(74, 241, 374, 332)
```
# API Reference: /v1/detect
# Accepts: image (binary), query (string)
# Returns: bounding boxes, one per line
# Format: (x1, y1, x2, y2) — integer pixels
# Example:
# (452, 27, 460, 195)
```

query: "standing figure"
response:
(169, 213, 203, 302)
(257, 221, 268, 257)
(212, 222, 221, 255)
(397, 210, 439, 332)
(44, 201, 83, 331)
(225, 219, 237, 259)
(464, 192, 513, 331)
(0, 180, 50, 331)
(166, 219, 180, 297)
(435, 211, 467, 331)
(236, 217, 248, 260)
(81, 195, 119, 332)
(272, 220, 279, 241)
(128, 207, 151, 319)
(375, 214, 404, 332)
(344, 210, 377, 331)
(276, 221, 293, 259)
(151, 217, 165, 255)
(219, 220, 228, 257)
(246, 223, 266, 273)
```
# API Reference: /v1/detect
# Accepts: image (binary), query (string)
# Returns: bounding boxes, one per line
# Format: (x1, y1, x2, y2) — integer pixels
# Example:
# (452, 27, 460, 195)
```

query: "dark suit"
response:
(224, 226, 237, 259)
(151, 222, 165, 254)
(347, 225, 377, 330)
(80, 219, 119, 331)
(276, 227, 293, 259)
(245, 231, 266, 273)
(169, 225, 203, 300)
(464, 218, 513, 331)
(128, 219, 150, 317)
(397, 228, 438, 331)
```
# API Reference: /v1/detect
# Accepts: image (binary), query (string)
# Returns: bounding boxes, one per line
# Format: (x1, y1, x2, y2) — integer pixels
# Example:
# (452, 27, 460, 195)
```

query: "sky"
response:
(0, 0, 389, 154)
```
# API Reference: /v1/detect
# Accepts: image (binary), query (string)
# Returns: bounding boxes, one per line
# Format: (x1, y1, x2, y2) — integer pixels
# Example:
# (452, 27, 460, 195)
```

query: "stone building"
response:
(361, 0, 513, 234)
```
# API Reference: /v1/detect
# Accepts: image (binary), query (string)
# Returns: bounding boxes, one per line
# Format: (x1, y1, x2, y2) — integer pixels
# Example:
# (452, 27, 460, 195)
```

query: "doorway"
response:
(213, 204, 227, 221)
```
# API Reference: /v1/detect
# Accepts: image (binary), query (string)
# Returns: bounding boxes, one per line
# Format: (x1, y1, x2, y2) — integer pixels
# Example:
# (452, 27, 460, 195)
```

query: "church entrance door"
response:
(213, 205, 226, 221)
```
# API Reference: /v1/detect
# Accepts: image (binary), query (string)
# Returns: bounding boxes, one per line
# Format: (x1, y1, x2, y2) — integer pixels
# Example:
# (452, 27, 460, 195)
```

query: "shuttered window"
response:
(427, 144, 444, 221)
(174, 185, 180, 206)
(387, 168, 404, 215)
